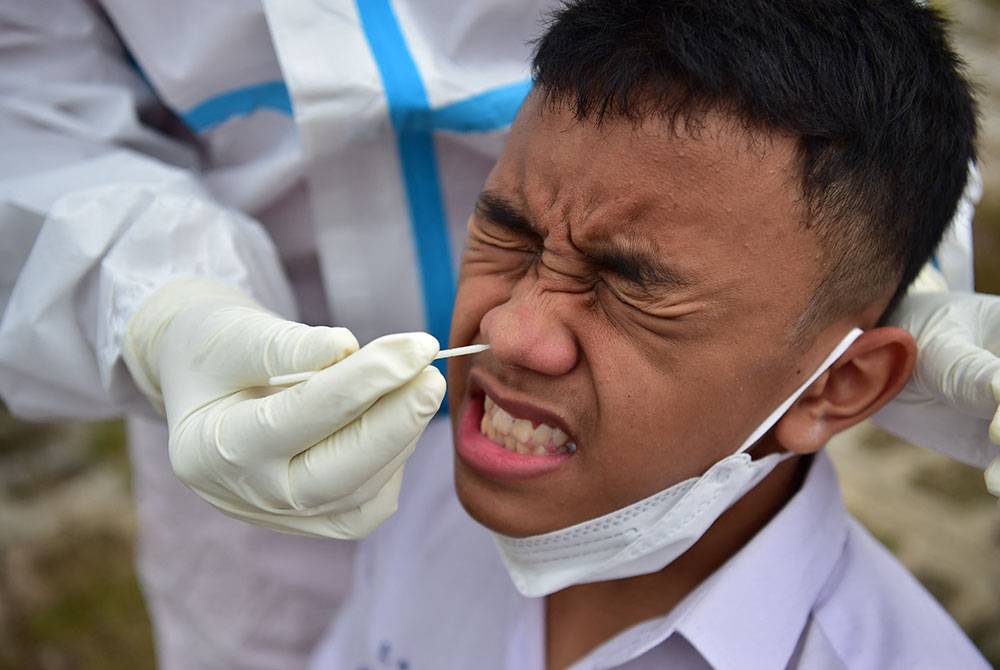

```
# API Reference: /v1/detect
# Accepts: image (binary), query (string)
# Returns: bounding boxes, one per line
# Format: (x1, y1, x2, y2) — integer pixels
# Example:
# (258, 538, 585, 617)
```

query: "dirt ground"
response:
(1, 2, 999, 668)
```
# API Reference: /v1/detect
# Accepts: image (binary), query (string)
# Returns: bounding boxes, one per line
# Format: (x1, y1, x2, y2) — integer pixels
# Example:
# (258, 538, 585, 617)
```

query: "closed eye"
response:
(588, 241, 692, 293)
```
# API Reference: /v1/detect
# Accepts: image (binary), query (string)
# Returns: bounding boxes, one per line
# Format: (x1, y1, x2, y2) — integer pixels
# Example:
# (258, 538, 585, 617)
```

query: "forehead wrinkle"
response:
(588, 221, 696, 290)
(513, 97, 803, 271)
(568, 188, 659, 252)
(547, 187, 696, 290)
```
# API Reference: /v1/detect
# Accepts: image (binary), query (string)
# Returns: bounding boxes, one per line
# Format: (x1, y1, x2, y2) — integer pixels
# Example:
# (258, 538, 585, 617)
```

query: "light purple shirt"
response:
(311, 419, 988, 669)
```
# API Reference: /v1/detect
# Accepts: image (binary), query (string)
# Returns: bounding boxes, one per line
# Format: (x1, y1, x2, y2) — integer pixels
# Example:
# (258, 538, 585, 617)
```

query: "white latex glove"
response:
(874, 285, 1000, 494)
(123, 277, 446, 538)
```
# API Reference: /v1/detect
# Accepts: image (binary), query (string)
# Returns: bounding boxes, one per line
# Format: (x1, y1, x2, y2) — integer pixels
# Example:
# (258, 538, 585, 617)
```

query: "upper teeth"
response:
(480, 395, 575, 455)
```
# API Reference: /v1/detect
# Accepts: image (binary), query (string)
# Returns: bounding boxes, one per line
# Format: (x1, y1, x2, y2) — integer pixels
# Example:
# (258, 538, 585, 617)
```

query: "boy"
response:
(312, 1, 987, 667)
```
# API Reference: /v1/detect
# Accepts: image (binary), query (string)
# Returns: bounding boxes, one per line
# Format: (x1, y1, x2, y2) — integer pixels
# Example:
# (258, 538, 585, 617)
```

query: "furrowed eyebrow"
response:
(475, 191, 690, 291)
(590, 242, 692, 291)
(475, 192, 540, 237)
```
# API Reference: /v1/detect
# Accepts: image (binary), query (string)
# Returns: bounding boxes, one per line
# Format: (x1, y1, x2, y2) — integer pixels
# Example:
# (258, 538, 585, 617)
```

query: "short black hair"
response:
(532, 0, 977, 330)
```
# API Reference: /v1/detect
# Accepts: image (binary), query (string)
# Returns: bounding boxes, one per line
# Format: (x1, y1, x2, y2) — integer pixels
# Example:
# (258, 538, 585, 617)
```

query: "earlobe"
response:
(773, 327, 917, 454)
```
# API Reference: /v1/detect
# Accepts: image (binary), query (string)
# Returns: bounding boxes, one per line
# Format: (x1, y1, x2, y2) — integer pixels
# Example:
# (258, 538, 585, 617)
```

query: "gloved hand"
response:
(873, 286, 1000, 494)
(123, 277, 446, 538)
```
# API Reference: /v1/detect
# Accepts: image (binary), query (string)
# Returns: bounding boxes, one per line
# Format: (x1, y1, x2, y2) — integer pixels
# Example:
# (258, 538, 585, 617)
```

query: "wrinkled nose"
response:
(480, 283, 579, 377)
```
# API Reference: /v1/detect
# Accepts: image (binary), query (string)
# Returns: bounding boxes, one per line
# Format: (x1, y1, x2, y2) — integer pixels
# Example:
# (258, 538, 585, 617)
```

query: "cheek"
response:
(599, 372, 707, 462)
(586, 348, 761, 497)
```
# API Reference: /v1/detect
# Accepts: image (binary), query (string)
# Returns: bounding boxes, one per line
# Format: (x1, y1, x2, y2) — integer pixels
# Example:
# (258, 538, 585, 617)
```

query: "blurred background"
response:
(1, 1, 999, 668)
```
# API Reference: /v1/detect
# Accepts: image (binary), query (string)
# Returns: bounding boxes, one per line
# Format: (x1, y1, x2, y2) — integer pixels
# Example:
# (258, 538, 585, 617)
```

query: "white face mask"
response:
(491, 328, 864, 598)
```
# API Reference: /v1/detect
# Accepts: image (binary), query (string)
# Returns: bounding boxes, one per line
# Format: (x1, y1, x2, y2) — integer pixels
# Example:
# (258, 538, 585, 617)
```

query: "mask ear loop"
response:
(734, 328, 865, 456)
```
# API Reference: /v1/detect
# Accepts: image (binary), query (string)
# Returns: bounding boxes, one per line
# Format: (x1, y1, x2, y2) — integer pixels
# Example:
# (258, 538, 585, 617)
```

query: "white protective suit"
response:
(0, 1, 991, 668)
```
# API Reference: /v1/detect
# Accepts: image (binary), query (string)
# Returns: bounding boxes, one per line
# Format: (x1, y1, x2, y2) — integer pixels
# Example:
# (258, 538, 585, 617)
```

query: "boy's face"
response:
(448, 93, 847, 537)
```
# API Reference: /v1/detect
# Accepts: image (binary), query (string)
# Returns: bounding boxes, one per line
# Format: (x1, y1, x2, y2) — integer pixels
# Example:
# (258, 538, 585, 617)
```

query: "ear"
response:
(773, 327, 917, 454)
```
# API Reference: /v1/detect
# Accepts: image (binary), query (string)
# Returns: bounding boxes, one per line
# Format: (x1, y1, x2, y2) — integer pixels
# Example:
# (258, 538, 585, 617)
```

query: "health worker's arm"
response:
(875, 164, 1000, 482)
(0, 2, 295, 420)
(0, 3, 448, 538)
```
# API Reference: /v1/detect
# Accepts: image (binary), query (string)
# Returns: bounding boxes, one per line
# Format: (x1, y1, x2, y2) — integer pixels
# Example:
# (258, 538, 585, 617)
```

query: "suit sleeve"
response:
(0, 2, 296, 420)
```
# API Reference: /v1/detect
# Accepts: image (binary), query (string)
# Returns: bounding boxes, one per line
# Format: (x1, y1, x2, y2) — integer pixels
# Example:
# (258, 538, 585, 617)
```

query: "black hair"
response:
(531, 0, 977, 329)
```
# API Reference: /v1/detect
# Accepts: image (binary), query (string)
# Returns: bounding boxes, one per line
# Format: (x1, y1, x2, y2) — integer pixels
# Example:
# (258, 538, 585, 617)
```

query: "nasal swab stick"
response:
(431, 343, 491, 360)
(267, 343, 491, 387)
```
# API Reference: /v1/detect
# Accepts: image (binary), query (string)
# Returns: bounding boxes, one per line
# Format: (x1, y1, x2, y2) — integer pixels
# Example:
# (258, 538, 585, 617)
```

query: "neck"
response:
(543, 454, 809, 670)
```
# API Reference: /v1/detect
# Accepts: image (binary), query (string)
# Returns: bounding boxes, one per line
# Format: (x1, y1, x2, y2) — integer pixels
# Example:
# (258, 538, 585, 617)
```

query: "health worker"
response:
(0, 1, 998, 668)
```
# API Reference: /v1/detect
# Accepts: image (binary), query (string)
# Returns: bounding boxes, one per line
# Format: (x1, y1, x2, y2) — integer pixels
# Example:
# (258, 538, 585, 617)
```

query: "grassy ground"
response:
(1, 3, 999, 668)
(0, 417, 154, 670)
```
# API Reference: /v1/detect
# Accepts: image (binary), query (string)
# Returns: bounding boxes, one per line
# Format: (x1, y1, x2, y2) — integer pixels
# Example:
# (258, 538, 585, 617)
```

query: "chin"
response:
(453, 457, 528, 537)
(453, 457, 577, 538)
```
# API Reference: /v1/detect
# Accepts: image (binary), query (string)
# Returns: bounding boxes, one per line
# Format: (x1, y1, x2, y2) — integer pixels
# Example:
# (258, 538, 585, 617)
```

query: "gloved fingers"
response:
(221, 332, 441, 460)
(917, 334, 1000, 420)
(247, 315, 359, 384)
(321, 468, 407, 540)
(301, 435, 415, 515)
(169, 304, 359, 388)
(238, 472, 407, 540)
(287, 366, 445, 507)
(210, 505, 338, 539)
(991, 375, 1000, 447)
(181, 458, 408, 540)
(986, 456, 1000, 498)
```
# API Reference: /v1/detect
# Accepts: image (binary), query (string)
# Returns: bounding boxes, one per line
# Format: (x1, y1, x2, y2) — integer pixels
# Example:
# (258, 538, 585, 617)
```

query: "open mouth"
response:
(454, 377, 577, 481)
(480, 394, 576, 455)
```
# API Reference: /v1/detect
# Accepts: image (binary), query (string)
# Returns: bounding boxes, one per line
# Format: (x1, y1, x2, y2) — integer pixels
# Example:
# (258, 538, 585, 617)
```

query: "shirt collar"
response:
(675, 452, 849, 670)
(576, 451, 849, 670)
